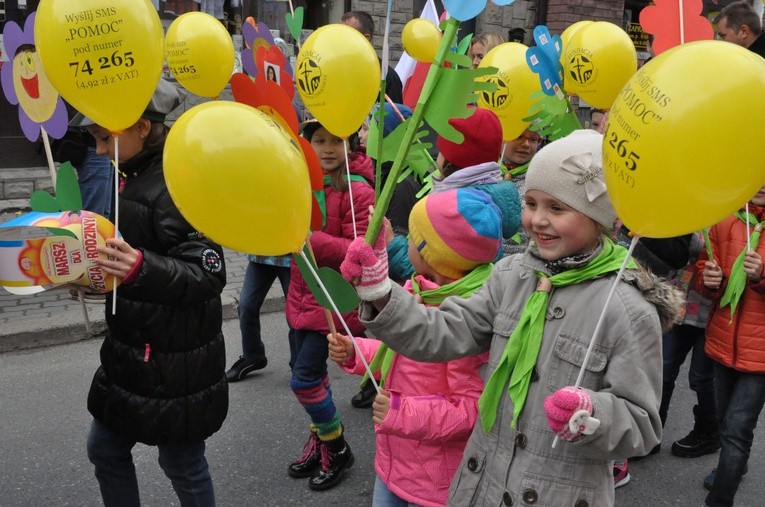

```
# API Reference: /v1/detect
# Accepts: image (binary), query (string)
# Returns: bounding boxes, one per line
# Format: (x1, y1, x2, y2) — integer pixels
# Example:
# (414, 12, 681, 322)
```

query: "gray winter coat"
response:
(361, 248, 681, 507)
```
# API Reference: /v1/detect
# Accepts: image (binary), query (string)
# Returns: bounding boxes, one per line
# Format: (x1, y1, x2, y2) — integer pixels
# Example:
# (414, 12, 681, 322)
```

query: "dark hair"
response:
(341, 11, 375, 37)
(143, 121, 169, 152)
(302, 121, 359, 191)
(590, 108, 605, 119)
(716, 0, 762, 35)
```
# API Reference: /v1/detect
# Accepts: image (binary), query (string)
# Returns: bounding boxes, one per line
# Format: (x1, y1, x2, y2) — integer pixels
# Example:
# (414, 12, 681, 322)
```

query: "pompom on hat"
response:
(525, 129, 617, 228)
(436, 108, 503, 169)
(408, 187, 503, 280)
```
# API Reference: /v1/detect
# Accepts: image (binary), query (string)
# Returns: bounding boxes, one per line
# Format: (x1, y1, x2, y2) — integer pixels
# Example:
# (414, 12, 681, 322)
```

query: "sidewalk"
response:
(0, 209, 286, 352)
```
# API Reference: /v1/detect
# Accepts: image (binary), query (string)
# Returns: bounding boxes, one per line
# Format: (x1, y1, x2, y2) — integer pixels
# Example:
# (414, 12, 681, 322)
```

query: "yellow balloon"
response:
(296, 24, 381, 138)
(35, 0, 164, 133)
(564, 22, 636, 109)
(476, 42, 541, 141)
(164, 102, 311, 255)
(165, 12, 234, 98)
(402, 18, 440, 63)
(603, 41, 765, 238)
(559, 20, 592, 67)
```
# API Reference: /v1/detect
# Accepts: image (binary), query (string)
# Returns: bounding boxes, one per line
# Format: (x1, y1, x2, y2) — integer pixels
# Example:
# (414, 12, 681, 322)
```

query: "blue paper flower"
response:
(443, 0, 515, 22)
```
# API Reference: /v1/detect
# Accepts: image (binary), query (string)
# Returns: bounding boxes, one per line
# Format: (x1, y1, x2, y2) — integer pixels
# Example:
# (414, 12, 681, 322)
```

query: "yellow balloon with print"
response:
(34, 0, 164, 133)
(559, 20, 592, 67)
(165, 12, 234, 98)
(164, 101, 311, 255)
(564, 21, 636, 109)
(296, 24, 381, 138)
(603, 40, 765, 238)
(402, 18, 440, 63)
(476, 42, 540, 141)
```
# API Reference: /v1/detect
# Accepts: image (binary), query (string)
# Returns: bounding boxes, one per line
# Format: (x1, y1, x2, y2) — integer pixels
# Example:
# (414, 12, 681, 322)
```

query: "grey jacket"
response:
(361, 250, 680, 507)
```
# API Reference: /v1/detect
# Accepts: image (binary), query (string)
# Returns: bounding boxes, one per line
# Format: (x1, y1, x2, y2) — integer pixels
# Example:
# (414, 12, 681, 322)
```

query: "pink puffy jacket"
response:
(342, 280, 489, 506)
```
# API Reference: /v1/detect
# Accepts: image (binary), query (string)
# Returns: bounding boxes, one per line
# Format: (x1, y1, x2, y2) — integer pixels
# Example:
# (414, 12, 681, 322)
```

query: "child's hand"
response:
(544, 386, 601, 441)
(327, 332, 354, 365)
(702, 261, 723, 289)
(372, 389, 390, 424)
(383, 217, 395, 245)
(744, 250, 763, 283)
(96, 238, 140, 279)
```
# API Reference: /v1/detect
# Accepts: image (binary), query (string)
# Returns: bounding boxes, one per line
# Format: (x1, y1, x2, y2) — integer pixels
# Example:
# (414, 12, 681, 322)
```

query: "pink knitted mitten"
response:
(341, 233, 391, 301)
(544, 386, 601, 441)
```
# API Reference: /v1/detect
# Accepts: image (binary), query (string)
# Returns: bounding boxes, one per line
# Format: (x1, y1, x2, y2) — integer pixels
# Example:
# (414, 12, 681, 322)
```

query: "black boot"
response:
(288, 431, 321, 478)
(671, 405, 721, 458)
(351, 379, 376, 408)
(308, 435, 355, 490)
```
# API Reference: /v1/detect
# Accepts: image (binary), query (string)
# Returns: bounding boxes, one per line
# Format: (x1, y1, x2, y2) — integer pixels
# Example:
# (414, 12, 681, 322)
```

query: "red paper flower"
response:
(640, 0, 713, 56)
(254, 45, 294, 100)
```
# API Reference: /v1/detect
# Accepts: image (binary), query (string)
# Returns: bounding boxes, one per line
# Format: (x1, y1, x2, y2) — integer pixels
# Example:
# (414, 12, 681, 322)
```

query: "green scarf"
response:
(313, 174, 370, 230)
(478, 237, 637, 432)
(503, 162, 529, 179)
(362, 264, 493, 387)
(720, 210, 763, 319)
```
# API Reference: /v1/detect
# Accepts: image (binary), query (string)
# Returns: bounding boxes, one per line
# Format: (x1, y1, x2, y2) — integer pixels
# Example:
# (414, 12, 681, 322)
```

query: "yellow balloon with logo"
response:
(476, 42, 540, 141)
(165, 12, 234, 98)
(164, 101, 311, 255)
(35, 0, 164, 133)
(563, 22, 636, 109)
(296, 24, 381, 138)
(559, 20, 592, 67)
(603, 41, 765, 238)
(402, 18, 441, 63)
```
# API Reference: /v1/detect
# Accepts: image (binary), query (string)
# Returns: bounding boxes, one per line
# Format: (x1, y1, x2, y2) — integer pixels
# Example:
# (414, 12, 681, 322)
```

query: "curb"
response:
(0, 294, 286, 354)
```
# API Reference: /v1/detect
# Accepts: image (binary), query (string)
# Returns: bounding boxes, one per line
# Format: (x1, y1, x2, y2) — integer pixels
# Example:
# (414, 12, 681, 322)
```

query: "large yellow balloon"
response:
(559, 20, 592, 67)
(476, 42, 541, 141)
(564, 22, 636, 109)
(164, 102, 311, 255)
(35, 0, 164, 133)
(165, 12, 234, 98)
(402, 18, 440, 63)
(603, 41, 765, 238)
(296, 24, 380, 138)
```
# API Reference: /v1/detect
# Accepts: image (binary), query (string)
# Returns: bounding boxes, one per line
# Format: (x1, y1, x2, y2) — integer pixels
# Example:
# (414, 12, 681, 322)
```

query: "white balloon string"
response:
(112, 136, 120, 315)
(298, 250, 380, 393)
(552, 234, 639, 448)
(499, 142, 507, 166)
(344, 138, 357, 239)
(746, 202, 752, 252)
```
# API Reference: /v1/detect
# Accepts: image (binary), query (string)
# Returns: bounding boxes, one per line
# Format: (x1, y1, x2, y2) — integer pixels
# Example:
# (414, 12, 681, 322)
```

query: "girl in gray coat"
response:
(340, 130, 683, 506)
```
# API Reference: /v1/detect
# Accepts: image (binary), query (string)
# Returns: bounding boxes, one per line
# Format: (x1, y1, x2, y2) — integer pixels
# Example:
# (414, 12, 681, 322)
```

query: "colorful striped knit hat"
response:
(408, 188, 502, 279)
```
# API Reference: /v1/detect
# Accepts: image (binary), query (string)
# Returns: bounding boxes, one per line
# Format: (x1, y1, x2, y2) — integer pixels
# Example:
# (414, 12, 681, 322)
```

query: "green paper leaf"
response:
(285, 6, 304, 42)
(524, 90, 582, 141)
(367, 117, 436, 187)
(457, 34, 473, 56)
(293, 247, 359, 313)
(29, 162, 83, 213)
(444, 50, 472, 68)
(422, 65, 496, 143)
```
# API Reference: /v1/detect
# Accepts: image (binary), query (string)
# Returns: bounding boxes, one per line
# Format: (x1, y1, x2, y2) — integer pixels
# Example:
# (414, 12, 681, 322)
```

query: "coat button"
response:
(514, 433, 527, 449)
(503, 491, 513, 505)
(552, 306, 565, 318)
(467, 457, 478, 472)
(574, 501, 589, 507)
(522, 488, 538, 504)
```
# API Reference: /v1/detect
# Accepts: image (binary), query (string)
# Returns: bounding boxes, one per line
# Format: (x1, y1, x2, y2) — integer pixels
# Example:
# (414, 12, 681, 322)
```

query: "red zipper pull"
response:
(144, 343, 151, 362)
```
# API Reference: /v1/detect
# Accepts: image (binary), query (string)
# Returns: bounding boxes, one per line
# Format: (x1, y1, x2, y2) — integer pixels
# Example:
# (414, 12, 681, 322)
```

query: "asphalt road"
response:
(0, 312, 762, 506)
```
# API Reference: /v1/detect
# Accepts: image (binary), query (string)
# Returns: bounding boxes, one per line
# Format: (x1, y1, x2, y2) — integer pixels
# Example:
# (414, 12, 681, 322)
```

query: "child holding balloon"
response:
(285, 120, 375, 490)
(331, 187, 511, 506)
(341, 130, 682, 506)
(77, 79, 228, 506)
(695, 184, 765, 506)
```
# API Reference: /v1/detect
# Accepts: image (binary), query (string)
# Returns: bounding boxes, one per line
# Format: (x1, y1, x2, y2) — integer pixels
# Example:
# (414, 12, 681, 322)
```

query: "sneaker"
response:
(613, 459, 631, 488)
(671, 429, 721, 458)
(288, 431, 321, 478)
(308, 440, 355, 491)
(350, 380, 376, 409)
(225, 356, 267, 382)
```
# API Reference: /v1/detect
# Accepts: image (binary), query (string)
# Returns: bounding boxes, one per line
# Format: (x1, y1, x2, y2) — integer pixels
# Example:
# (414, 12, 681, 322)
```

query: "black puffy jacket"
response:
(87, 147, 228, 445)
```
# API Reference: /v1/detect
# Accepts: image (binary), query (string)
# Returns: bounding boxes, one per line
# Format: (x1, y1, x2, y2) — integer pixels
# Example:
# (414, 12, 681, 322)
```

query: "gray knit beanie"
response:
(525, 129, 616, 228)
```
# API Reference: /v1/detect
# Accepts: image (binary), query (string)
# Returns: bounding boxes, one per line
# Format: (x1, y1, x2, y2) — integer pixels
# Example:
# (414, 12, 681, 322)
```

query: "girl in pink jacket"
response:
(330, 188, 517, 506)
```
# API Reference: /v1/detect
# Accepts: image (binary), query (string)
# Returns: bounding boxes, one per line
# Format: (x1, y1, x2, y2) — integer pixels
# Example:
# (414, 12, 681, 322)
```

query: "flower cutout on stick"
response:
(1, 12, 67, 142)
(640, 0, 713, 56)
(442, 0, 515, 22)
(254, 45, 295, 100)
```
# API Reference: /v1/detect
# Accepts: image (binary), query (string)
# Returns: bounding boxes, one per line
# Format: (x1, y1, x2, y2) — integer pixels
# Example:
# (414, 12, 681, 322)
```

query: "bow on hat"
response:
(560, 152, 607, 202)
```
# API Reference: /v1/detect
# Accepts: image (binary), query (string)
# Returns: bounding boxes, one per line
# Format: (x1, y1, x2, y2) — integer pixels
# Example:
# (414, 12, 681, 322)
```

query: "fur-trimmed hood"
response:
(623, 268, 686, 332)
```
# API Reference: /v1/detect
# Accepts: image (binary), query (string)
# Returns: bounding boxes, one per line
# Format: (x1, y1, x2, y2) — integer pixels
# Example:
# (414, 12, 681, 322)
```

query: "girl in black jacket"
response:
(76, 79, 228, 507)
